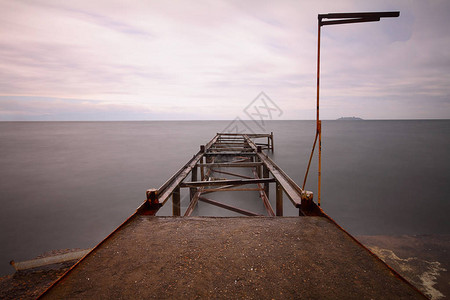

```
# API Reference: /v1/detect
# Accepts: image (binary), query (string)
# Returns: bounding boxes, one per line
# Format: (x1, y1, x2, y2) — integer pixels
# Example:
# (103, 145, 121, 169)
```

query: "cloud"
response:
(0, 0, 449, 120)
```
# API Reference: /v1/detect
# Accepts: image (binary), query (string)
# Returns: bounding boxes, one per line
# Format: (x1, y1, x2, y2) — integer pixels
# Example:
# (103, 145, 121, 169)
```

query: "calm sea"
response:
(0, 120, 449, 275)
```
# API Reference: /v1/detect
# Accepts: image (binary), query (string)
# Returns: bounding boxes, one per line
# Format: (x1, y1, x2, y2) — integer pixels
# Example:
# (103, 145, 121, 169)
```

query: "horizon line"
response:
(1, 118, 449, 122)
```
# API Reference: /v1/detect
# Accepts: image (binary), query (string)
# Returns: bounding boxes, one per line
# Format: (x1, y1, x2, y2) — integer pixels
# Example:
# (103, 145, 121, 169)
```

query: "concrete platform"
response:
(40, 216, 425, 299)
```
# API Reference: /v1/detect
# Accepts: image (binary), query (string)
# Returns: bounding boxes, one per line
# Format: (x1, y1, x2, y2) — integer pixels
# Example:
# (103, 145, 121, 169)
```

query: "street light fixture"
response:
(302, 11, 400, 206)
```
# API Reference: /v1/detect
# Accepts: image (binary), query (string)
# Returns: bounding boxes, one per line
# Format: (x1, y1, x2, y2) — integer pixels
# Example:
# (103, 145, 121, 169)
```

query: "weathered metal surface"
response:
(40, 217, 425, 299)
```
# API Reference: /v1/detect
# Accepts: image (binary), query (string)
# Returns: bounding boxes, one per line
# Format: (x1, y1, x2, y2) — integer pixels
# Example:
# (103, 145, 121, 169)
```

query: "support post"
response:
(263, 164, 269, 195)
(276, 182, 283, 216)
(270, 132, 274, 151)
(316, 21, 322, 207)
(172, 187, 180, 216)
(310, 11, 399, 208)
(200, 157, 205, 180)
(200, 145, 205, 180)
(256, 151, 262, 179)
(190, 167, 197, 201)
(301, 190, 314, 214)
(139, 188, 162, 215)
(318, 121, 322, 206)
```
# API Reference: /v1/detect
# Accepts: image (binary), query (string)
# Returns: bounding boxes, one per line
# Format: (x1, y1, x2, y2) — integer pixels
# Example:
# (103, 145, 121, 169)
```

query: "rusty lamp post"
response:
(303, 11, 400, 206)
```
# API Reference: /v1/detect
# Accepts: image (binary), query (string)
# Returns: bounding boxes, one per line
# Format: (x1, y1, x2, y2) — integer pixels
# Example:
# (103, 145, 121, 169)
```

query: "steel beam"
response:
(252, 168, 275, 216)
(198, 197, 262, 216)
(204, 152, 256, 156)
(141, 132, 316, 217)
(210, 169, 254, 179)
(184, 189, 203, 216)
(243, 135, 305, 209)
(197, 162, 263, 168)
(209, 148, 254, 152)
(146, 134, 219, 207)
(181, 178, 275, 188)
(202, 187, 262, 193)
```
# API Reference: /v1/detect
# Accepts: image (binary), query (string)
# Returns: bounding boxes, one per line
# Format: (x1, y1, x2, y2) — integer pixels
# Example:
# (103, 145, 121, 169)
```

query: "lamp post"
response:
(302, 11, 400, 206)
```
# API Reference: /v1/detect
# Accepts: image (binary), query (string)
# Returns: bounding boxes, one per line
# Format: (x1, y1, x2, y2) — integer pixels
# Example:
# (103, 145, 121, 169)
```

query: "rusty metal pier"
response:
(141, 133, 316, 218)
(39, 133, 425, 299)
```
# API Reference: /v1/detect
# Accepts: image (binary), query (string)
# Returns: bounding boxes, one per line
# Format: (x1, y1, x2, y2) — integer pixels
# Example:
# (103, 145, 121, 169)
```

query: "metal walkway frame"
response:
(138, 133, 320, 217)
(39, 132, 425, 299)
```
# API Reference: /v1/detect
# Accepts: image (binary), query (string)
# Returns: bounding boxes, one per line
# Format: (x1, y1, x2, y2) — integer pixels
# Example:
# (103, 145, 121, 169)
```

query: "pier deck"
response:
(39, 133, 424, 298)
(41, 217, 424, 299)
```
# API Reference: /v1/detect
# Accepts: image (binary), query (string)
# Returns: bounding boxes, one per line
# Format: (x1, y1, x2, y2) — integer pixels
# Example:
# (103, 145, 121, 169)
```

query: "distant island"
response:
(337, 117, 363, 120)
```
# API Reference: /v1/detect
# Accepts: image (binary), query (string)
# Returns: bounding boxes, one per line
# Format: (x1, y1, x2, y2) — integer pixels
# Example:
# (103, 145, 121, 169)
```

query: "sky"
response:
(0, 0, 449, 121)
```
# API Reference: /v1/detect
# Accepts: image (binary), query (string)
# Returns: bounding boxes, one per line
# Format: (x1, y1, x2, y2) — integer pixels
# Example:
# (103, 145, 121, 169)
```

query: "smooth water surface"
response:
(0, 120, 449, 275)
